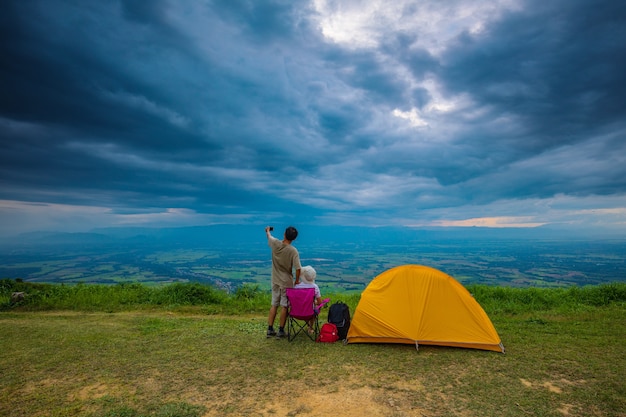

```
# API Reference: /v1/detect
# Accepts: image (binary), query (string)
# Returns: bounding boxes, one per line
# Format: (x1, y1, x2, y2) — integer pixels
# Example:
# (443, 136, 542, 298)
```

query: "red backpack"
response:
(317, 322, 339, 343)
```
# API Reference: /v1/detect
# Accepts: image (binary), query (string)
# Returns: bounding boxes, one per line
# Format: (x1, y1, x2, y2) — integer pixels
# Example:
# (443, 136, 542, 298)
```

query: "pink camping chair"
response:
(285, 288, 330, 342)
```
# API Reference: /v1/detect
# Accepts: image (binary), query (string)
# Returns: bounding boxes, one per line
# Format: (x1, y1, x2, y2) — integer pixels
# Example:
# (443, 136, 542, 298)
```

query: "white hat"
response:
(300, 266, 316, 284)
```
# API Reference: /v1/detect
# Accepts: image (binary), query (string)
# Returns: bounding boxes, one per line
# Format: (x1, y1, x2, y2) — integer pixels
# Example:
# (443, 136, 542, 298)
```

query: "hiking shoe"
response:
(266, 329, 277, 338)
(275, 330, 286, 339)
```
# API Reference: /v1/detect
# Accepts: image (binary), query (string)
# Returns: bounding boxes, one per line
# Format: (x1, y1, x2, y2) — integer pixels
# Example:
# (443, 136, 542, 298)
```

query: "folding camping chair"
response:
(285, 288, 329, 342)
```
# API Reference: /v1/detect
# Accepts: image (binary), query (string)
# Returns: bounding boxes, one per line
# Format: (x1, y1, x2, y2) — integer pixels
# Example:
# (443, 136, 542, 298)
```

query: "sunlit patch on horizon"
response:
(432, 217, 546, 228)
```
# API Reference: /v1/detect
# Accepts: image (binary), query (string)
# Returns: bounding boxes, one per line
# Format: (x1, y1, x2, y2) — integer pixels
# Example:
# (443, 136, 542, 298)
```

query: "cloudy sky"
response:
(1, 0, 625, 237)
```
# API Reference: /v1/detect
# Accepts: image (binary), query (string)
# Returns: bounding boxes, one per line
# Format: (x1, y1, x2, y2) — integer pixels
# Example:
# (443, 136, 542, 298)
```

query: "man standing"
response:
(265, 225, 301, 338)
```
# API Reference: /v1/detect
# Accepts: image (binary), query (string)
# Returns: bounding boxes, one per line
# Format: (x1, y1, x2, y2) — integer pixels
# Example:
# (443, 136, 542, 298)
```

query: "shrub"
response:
(467, 282, 626, 314)
(149, 282, 228, 306)
(234, 283, 261, 300)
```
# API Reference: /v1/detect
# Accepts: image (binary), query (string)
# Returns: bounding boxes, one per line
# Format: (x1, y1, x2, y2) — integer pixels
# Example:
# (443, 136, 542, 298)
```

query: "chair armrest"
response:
(314, 298, 331, 314)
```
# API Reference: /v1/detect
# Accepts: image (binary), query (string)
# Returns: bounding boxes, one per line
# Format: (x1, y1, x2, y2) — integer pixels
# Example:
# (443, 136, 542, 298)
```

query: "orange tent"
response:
(347, 265, 505, 352)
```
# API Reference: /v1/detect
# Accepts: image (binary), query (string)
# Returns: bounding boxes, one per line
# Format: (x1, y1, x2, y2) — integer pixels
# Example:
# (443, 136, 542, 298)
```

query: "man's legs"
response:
(268, 305, 278, 327)
(275, 290, 290, 338)
(267, 285, 289, 338)
(267, 285, 281, 337)
(266, 305, 278, 337)
(279, 306, 288, 328)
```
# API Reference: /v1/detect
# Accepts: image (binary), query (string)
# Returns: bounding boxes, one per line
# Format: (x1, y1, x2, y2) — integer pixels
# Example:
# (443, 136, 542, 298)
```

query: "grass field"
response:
(1, 281, 625, 416)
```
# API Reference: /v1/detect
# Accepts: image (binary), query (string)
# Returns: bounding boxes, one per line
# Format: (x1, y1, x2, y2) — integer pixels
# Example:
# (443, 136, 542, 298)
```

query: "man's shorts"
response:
(271, 284, 289, 308)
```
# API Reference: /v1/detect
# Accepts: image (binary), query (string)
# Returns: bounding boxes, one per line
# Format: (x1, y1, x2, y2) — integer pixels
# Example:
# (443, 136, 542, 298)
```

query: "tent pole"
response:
(415, 341, 419, 351)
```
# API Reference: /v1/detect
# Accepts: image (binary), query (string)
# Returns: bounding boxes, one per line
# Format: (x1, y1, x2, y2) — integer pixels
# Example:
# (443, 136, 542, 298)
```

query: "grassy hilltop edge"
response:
(1, 280, 625, 417)
(2, 279, 625, 315)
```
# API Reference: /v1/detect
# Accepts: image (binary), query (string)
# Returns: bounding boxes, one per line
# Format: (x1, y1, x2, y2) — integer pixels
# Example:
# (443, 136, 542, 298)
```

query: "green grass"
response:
(0, 280, 625, 416)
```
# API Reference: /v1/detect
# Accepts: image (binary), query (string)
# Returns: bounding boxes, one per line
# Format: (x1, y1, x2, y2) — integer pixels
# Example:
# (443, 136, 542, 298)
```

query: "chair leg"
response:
(287, 316, 319, 342)
(303, 317, 318, 342)
(287, 316, 296, 342)
(313, 316, 320, 341)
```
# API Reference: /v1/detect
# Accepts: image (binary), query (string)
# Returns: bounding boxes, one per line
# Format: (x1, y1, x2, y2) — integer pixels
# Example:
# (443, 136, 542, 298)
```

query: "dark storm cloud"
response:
(335, 50, 413, 106)
(0, 0, 625, 235)
(441, 0, 626, 147)
(1, 1, 247, 205)
(209, 0, 314, 42)
(121, 0, 169, 24)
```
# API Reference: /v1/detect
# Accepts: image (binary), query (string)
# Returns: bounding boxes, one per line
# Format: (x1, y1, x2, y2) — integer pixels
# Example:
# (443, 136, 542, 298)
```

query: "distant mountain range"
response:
(3, 224, 623, 249)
